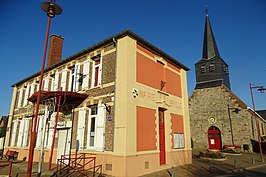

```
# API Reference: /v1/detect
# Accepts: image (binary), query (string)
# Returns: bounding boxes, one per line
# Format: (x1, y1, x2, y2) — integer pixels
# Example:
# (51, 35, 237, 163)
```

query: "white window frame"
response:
(91, 56, 102, 88)
(86, 104, 106, 151)
(173, 133, 185, 149)
(87, 106, 97, 150)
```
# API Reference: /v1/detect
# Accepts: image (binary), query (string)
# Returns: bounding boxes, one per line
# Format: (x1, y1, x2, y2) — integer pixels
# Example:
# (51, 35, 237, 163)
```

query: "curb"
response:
(244, 163, 266, 170)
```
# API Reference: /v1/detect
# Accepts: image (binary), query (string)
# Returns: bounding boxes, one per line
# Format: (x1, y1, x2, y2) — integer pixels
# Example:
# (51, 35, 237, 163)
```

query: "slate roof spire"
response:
(202, 7, 220, 59)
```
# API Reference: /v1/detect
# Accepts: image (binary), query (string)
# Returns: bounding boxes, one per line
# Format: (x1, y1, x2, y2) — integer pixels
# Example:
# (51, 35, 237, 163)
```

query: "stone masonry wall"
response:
(189, 86, 254, 151)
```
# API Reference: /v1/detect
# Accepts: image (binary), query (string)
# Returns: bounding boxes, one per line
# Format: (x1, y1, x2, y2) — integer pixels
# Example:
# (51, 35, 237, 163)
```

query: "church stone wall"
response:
(189, 86, 254, 151)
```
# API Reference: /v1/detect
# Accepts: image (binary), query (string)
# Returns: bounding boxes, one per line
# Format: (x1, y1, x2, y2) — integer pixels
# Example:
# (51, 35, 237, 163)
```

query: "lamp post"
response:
(227, 105, 240, 145)
(249, 83, 266, 162)
(26, 1, 62, 176)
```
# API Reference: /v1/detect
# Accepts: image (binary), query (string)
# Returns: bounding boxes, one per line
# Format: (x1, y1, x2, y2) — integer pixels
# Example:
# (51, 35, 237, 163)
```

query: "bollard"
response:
(234, 158, 237, 168)
(252, 156, 255, 164)
(261, 156, 264, 163)
(171, 166, 175, 177)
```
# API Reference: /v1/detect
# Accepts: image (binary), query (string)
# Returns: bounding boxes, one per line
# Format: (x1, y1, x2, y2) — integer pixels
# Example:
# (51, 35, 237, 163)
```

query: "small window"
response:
(208, 134, 214, 138)
(174, 133, 185, 149)
(200, 65, 206, 73)
(209, 63, 215, 72)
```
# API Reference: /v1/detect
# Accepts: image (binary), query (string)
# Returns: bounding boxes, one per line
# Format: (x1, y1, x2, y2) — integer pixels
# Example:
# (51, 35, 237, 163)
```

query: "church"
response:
(189, 11, 266, 151)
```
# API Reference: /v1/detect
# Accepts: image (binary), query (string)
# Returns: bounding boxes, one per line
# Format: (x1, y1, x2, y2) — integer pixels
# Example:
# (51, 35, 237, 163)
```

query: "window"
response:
(86, 104, 106, 151)
(91, 56, 102, 87)
(209, 63, 215, 72)
(174, 133, 184, 149)
(200, 65, 206, 73)
(88, 106, 97, 147)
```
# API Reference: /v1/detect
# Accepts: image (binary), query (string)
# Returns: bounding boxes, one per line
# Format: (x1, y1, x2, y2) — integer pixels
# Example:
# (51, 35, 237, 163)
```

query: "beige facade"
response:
(5, 30, 191, 176)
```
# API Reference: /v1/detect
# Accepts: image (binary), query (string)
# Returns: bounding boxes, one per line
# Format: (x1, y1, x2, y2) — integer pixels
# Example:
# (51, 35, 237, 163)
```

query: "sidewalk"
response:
(0, 160, 56, 177)
(142, 150, 266, 177)
(1, 150, 266, 177)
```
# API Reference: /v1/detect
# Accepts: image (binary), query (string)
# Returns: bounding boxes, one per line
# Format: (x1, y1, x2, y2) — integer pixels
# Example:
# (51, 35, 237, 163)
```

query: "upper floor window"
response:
(91, 56, 102, 87)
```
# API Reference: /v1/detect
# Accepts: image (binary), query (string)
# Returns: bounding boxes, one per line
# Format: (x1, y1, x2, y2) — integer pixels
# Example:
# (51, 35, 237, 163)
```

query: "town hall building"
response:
(5, 30, 191, 177)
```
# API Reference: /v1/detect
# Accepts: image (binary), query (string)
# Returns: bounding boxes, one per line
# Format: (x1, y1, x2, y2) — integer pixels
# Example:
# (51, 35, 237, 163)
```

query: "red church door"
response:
(208, 126, 221, 150)
(159, 109, 166, 164)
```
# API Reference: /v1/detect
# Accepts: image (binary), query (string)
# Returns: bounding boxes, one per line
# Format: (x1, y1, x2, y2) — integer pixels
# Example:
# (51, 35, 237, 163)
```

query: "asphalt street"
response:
(216, 166, 266, 177)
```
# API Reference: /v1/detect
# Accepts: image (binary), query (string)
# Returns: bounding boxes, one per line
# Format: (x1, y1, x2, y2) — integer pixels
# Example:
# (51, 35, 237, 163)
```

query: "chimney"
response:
(47, 34, 64, 68)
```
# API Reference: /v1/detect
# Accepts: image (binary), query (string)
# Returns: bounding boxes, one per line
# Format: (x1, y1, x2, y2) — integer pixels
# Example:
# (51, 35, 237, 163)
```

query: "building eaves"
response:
(12, 29, 189, 87)
(256, 110, 266, 122)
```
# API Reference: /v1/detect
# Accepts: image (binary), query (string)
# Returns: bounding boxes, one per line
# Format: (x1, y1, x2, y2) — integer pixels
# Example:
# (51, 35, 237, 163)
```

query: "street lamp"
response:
(27, 1, 62, 177)
(227, 104, 240, 145)
(249, 83, 266, 162)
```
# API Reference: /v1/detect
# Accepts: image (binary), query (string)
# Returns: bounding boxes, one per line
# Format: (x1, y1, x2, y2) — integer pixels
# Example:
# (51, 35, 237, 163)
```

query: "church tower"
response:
(195, 10, 231, 89)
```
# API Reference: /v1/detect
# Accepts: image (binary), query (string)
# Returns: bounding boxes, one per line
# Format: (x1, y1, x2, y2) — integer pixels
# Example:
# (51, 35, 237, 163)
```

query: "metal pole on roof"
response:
(26, 1, 62, 176)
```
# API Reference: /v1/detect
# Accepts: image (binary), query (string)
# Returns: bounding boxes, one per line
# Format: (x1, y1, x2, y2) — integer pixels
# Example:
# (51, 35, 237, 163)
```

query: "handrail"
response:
(56, 153, 102, 177)
(0, 161, 13, 177)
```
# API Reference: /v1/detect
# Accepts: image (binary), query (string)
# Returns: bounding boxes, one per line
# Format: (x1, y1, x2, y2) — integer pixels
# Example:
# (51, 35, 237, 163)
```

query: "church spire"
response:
(202, 8, 220, 59)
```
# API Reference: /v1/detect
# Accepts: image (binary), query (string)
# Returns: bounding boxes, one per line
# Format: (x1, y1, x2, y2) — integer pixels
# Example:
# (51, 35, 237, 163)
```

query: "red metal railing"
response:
(56, 153, 102, 177)
(0, 161, 13, 177)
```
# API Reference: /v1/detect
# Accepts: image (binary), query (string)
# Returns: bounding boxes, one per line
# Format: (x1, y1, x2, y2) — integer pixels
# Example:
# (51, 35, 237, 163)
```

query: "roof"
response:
(189, 85, 247, 109)
(257, 110, 266, 122)
(202, 13, 220, 60)
(247, 108, 266, 123)
(12, 30, 189, 87)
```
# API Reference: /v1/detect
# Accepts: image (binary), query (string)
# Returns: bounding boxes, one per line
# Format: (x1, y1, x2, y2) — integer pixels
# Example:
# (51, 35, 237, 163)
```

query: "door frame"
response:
(207, 126, 222, 150)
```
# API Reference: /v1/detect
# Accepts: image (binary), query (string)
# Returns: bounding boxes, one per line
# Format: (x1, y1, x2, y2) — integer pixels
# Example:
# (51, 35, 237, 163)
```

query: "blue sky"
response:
(0, 0, 266, 117)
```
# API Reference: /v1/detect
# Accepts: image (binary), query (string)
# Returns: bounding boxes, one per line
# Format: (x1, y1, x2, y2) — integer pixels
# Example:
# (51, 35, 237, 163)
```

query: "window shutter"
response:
(95, 104, 106, 151)
(53, 72, 59, 91)
(22, 118, 30, 147)
(45, 113, 55, 149)
(77, 108, 86, 150)
(30, 83, 35, 97)
(23, 85, 30, 106)
(61, 69, 67, 91)
(17, 119, 24, 147)
(36, 115, 44, 148)
(10, 121, 18, 147)
(44, 77, 50, 91)
(73, 64, 80, 92)
(82, 60, 90, 90)
(17, 89, 23, 108)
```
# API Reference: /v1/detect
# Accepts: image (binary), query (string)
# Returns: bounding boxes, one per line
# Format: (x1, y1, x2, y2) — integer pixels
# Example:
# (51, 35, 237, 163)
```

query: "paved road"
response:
(216, 166, 266, 177)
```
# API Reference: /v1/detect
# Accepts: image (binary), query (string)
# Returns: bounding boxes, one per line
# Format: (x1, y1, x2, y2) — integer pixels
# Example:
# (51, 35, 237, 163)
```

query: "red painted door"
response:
(159, 109, 166, 164)
(208, 126, 221, 150)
